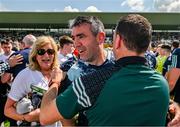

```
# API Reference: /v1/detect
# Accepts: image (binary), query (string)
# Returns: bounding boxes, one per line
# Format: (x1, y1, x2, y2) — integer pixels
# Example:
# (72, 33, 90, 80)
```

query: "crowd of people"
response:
(0, 14, 179, 126)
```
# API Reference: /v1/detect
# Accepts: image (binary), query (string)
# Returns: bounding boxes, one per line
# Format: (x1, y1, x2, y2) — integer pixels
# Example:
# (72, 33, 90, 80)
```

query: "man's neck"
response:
(87, 50, 106, 66)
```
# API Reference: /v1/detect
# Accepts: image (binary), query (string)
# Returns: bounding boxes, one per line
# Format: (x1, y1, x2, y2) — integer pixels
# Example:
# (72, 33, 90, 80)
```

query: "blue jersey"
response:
(171, 48, 180, 68)
(162, 56, 171, 76)
(145, 51, 156, 69)
(59, 48, 114, 94)
(67, 49, 114, 81)
(6, 48, 31, 78)
(169, 48, 180, 103)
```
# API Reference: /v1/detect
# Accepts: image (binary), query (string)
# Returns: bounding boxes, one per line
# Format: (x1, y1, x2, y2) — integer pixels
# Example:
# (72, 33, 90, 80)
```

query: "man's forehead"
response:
(2, 43, 12, 46)
(71, 25, 91, 36)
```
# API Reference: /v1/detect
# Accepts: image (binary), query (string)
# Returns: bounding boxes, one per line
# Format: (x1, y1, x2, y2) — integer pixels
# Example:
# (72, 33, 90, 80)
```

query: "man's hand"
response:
(168, 101, 180, 127)
(8, 54, 23, 67)
(50, 67, 65, 86)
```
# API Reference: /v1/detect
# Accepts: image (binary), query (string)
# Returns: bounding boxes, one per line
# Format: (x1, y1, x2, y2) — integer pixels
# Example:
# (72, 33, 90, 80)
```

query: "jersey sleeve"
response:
(56, 84, 83, 119)
(56, 66, 114, 119)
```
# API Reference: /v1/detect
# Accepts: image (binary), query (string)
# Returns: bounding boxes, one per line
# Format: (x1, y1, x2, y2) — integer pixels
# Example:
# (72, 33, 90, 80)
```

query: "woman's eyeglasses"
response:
(37, 49, 55, 56)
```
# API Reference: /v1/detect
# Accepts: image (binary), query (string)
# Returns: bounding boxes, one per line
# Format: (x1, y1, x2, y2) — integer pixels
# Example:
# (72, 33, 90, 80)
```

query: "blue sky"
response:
(0, 0, 180, 12)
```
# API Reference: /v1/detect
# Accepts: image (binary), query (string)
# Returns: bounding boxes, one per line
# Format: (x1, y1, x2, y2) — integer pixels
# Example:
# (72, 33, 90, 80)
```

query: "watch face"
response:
(30, 84, 47, 96)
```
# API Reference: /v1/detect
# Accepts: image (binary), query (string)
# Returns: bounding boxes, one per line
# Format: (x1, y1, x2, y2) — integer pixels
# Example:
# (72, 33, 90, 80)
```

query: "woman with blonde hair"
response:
(4, 36, 61, 126)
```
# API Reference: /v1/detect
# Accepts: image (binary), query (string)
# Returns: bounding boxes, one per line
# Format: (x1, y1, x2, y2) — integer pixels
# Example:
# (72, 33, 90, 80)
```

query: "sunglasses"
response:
(37, 49, 55, 56)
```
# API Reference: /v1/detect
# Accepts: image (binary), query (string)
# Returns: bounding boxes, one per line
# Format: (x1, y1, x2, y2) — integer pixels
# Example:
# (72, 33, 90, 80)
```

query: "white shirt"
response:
(58, 53, 73, 65)
(0, 51, 14, 63)
(9, 67, 49, 101)
(8, 67, 61, 127)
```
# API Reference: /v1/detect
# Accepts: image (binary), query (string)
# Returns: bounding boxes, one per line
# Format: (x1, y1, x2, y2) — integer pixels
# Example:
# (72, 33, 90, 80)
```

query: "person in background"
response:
(0, 54, 23, 75)
(40, 14, 169, 126)
(0, 38, 16, 125)
(163, 40, 179, 77)
(4, 34, 36, 79)
(0, 39, 14, 63)
(156, 44, 171, 74)
(18, 38, 25, 51)
(58, 35, 75, 64)
(0, 54, 23, 126)
(171, 40, 179, 53)
(0, 42, 4, 55)
(165, 46, 180, 127)
(166, 47, 180, 102)
(4, 36, 64, 126)
(145, 43, 157, 69)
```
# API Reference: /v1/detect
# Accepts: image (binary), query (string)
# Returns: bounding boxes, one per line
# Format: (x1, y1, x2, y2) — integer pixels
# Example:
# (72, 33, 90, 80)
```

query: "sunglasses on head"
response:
(37, 49, 55, 55)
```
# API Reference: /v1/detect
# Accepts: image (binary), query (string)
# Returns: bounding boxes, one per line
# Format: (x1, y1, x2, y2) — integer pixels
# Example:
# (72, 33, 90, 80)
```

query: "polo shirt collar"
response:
(115, 56, 148, 67)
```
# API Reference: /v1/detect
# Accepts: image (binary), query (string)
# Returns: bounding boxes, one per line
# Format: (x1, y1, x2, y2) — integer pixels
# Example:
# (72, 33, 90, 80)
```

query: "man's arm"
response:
(0, 54, 23, 75)
(40, 82, 64, 125)
(0, 62, 10, 75)
(40, 67, 65, 125)
(166, 68, 180, 91)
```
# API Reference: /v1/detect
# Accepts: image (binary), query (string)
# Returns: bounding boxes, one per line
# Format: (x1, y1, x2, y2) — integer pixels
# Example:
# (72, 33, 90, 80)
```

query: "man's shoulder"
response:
(18, 48, 31, 55)
(72, 65, 115, 107)
(172, 48, 180, 55)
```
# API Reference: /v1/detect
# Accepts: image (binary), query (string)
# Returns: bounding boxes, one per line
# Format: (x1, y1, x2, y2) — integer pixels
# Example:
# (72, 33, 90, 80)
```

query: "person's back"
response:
(7, 48, 30, 77)
(84, 57, 168, 125)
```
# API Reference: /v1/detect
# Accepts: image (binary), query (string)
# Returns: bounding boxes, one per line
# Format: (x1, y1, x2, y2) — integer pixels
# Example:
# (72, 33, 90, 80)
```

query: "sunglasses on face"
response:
(37, 49, 55, 55)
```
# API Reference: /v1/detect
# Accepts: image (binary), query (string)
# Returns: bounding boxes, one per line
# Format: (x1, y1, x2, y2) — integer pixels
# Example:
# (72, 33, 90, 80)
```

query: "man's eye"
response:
(79, 35, 84, 39)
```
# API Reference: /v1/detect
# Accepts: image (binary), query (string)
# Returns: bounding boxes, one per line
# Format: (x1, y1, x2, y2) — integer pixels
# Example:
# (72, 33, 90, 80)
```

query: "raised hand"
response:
(8, 54, 23, 67)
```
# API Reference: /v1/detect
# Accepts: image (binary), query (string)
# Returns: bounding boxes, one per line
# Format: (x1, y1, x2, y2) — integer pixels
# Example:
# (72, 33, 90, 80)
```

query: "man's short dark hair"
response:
(59, 35, 74, 48)
(172, 40, 179, 49)
(1, 38, 12, 45)
(69, 15, 105, 36)
(161, 44, 171, 52)
(115, 14, 152, 54)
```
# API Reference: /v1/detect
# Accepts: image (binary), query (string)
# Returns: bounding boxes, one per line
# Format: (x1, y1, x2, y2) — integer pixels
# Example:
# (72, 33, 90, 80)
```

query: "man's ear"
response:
(97, 32, 105, 44)
(115, 34, 121, 49)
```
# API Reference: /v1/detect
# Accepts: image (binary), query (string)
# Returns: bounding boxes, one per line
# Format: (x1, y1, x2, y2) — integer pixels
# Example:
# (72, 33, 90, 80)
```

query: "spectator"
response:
(165, 47, 180, 127)
(40, 14, 169, 126)
(171, 40, 179, 53)
(58, 35, 75, 64)
(0, 39, 14, 63)
(4, 36, 62, 126)
(0, 54, 23, 75)
(5, 34, 36, 78)
(156, 44, 171, 74)
(0, 38, 16, 125)
(163, 40, 179, 76)
(0, 54, 23, 125)
(166, 47, 180, 102)
(161, 44, 172, 76)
